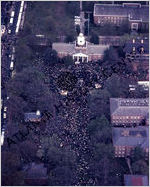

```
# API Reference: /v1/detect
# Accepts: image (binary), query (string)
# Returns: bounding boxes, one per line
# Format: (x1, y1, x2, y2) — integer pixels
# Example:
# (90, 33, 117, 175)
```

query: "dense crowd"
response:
(43, 61, 111, 185)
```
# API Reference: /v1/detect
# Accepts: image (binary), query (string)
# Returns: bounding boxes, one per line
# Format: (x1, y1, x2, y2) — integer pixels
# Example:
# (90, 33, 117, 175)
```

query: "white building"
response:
(53, 33, 109, 64)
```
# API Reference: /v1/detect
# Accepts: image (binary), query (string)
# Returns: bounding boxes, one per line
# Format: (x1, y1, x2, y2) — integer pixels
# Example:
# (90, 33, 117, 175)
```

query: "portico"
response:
(73, 53, 88, 63)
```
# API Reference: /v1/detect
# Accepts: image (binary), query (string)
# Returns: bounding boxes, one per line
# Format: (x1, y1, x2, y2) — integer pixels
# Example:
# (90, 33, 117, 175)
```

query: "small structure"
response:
(24, 163, 48, 185)
(110, 98, 149, 126)
(94, 3, 149, 31)
(24, 110, 41, 122)
(124, 175, 148, 186)
(95, 83, 102, 89)
(60, 90, 68, 96)
(112, 126, 149, 157)
(53, 33, 109, 63)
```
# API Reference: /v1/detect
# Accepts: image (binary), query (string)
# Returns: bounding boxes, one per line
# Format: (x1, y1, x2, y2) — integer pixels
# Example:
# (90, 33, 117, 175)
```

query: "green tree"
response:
(132, 160, 149, 175)
(90, 33, 99, 44)
(6, 67, 55, 122)
(105, 74, 130, 98)
(42, 48, 58, 66)
(88, 88, 111, 118)
(62, 55, 74, 67)
(19, 140, 38, 162)
(65, 2, 80, 16)
(65, 35, 75, 43)
(119, 20, 130, 35)
(93, 143, 114, 161)
(88, 115, 111, 143)
(103, 46, 119, 63)
(49, 166, 75, 185)
(2, 151, 25, 185)
(76, 25, 80, 35)
(131, 146, 146, 162)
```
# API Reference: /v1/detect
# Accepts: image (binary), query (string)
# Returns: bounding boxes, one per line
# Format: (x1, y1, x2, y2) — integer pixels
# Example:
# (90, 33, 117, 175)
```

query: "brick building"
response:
(99, 36, 121, 46)
(94, 3, 149, 31)
(112, 126, 149, 157)
(110, 98, 149, 126)
(124, 38, 149, 73)
(124, 38, 149, 61)
(124, 175, 148, 186)
(53, 33, 109, 64)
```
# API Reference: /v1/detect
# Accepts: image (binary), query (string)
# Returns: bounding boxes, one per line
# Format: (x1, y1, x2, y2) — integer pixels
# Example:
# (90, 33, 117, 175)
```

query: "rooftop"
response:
(112, 126, 149, 148)
(24, 111, 41, 122)
(25, 163, 48, 185)
(110, 98, 149, 117)
(52, 42, 109, 56)
(124, 174, 148, 186)
(124, 38, 149, 54)
(25, 163, 47, 178)
(94, 3, 149, 22)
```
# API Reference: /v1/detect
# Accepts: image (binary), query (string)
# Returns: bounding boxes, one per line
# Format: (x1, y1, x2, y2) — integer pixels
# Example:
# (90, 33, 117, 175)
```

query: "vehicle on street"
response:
(3, 113, 6, 119)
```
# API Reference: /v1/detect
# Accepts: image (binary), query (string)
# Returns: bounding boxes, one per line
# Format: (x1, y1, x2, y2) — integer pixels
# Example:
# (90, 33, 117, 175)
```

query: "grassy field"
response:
(24, 2, 78, 42)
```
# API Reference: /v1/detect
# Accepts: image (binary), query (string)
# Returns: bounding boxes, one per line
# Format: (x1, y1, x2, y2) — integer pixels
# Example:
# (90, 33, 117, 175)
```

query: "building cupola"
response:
(75, 33, 87, 48)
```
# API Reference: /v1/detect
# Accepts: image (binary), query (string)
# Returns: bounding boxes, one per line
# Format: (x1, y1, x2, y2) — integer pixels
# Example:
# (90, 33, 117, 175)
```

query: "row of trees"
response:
(3, 2, 77, 185)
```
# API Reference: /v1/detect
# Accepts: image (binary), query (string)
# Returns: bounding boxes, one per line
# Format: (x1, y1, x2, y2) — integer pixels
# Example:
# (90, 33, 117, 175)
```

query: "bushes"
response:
(90, 33, 99, 44)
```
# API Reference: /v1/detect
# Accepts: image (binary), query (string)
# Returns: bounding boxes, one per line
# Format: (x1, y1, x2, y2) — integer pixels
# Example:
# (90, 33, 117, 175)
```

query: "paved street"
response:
(1, 1, 25, 145)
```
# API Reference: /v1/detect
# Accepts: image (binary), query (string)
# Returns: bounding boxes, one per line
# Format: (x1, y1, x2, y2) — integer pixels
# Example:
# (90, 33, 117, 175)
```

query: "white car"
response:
(4, 106, 7, 112)
(1, 131, 5, 145)
(12, 47, 15, 53)
(1, 99, 3, 109)
(3, 113, 6, 119)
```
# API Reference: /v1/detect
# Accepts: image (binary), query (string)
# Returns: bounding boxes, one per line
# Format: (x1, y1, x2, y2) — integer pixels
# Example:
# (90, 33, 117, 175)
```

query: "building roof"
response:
(94, 4, 149, 22)
(124, 175, 148, 186)
(25, 163, 47, 178)
(110, 98, 149, 117)
(112, 126, 149, 148)
(24, 112, 41, 122)
(124, 39, 149, 54)
(87, 43, 109, 55)
(25, 163, 48, 185)
(53, 43, 75, 54)
(52, 42, 109, 56)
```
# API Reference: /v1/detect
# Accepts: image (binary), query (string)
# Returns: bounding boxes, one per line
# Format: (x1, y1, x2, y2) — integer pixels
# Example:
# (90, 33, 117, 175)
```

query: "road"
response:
(1, 1, 25, 146)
